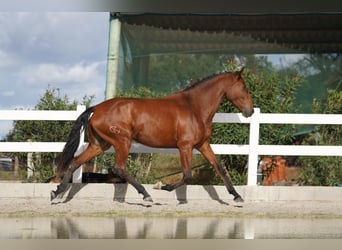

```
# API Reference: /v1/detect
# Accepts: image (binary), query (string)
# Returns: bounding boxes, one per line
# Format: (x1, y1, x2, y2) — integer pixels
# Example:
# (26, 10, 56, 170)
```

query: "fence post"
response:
(27, 152, 34, 180)
(72, 105, 87, 183)
(247, 108, 260, 185)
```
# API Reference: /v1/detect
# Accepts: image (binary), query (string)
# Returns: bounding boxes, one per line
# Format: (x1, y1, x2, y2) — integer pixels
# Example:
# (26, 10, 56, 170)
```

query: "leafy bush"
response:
(297, 90, 342, 186)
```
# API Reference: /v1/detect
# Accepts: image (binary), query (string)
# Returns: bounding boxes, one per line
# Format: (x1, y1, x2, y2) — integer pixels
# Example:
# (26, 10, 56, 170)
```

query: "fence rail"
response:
(1, 106, 341, 185)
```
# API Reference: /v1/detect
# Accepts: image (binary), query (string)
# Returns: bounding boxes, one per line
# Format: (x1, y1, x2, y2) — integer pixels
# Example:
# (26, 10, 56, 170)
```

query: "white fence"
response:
(0, 105, 341, 185)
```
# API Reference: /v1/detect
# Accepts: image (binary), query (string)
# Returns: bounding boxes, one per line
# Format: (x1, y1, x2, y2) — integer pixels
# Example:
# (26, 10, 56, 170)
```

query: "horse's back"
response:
(90, 96, 202, 148)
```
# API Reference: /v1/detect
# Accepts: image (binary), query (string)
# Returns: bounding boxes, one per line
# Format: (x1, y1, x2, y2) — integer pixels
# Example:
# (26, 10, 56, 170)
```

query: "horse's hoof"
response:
(234, 196, 244, 203)
(50, 190, 56, 201)
(143, 196, 153, 203)
(161, 184, 173, 192)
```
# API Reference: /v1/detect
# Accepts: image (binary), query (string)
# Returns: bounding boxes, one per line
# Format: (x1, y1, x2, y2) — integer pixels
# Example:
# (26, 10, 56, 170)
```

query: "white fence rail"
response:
(0, 106, 341, 185)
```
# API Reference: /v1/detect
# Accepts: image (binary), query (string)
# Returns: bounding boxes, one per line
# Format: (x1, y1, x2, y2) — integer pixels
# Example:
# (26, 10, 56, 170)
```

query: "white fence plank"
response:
(259, 113, 342, 124)
(106, 143, 250, 155)
(0, 106, 341, 185)
(0, 110, 79, 120)
(0, 142, 66, 152)
(258, 145, 342, 156)
(213, 113, 251, 123)
(0, 105, 86, 121)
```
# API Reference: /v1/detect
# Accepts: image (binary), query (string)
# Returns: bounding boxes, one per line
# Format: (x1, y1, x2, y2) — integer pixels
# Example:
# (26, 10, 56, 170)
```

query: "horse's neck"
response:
(186, 78, 226, 123)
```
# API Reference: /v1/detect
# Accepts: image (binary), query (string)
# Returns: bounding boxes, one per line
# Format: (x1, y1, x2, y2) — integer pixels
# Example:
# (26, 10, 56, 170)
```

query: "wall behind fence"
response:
(0, 106, 341, 185)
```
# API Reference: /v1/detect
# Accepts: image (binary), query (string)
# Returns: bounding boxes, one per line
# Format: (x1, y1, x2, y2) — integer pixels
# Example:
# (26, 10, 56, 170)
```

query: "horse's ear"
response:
(237, 67, 245, 79)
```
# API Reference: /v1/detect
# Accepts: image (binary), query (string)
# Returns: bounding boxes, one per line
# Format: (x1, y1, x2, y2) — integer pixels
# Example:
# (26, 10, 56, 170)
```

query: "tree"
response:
(5, 86, 94, 182)
(293, 54, 342, 112)
(147, 54, 223, 92)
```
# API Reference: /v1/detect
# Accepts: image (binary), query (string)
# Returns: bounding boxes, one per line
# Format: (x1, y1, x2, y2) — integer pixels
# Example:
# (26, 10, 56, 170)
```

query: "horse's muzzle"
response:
(242, 107, 254, 118)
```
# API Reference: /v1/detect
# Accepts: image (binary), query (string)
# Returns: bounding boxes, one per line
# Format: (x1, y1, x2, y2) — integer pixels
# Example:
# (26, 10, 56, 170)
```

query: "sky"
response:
(0, 12, 110, 138)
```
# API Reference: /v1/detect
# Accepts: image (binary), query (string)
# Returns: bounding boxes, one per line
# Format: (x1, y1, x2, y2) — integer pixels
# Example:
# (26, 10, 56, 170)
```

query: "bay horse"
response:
(50, 68, 254, 203)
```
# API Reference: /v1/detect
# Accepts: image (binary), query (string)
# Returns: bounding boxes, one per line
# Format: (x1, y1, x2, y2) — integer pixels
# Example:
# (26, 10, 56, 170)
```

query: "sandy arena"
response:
(0, 183, 341, 218)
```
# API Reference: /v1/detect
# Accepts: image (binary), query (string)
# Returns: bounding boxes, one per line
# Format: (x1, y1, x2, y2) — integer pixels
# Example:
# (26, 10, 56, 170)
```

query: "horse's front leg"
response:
(159, 145, 193, 192)
(198, 141, 243, 202)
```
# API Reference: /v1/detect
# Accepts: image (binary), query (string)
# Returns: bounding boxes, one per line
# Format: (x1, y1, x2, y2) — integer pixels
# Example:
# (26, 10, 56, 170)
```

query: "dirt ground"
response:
(0, 196, 341, 218)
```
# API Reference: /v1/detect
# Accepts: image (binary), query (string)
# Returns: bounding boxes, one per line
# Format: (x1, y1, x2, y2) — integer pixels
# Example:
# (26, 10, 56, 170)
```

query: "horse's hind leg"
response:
(198, 141, 243, 202)
(111, 140, 153, 202)
(114, 165, 153, 202)
(51, 143, 109, 200)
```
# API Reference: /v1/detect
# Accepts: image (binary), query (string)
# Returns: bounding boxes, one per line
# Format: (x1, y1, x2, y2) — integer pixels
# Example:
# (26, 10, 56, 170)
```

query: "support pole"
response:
(105, 13, 122, 100)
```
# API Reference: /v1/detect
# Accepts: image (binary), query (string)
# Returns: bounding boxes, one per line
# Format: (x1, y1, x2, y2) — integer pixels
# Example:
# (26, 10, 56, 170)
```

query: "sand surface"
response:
(1, 196, 341, 218)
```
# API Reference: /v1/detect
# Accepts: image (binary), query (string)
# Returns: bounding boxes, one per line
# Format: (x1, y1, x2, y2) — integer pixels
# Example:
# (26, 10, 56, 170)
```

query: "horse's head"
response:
(261, 156, 273, 171)
(225, 68, 254, 118)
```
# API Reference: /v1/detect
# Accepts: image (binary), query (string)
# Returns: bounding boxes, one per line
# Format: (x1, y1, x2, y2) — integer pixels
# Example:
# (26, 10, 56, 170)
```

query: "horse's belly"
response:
(134, 131, 178, 148)
(133, 124, 178, 148)
(132, 107, 200, 148)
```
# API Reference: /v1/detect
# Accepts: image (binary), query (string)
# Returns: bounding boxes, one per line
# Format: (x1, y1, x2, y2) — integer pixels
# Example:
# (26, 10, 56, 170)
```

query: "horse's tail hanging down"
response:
(58, 106, 94, 173)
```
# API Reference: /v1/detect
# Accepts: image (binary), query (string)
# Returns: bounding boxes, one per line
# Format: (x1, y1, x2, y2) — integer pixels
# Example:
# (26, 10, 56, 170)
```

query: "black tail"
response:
(58, 106, 94, 173)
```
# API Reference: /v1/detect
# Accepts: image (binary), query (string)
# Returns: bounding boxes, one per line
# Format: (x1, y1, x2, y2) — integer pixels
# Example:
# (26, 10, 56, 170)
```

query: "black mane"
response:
(182, 71, 232, 92)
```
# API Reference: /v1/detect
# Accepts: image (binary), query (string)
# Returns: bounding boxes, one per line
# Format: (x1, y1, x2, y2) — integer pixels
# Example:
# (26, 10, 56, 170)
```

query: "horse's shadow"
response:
(51, 183, 86, 205)
(175, 185, 229, 205)
(51, 183, 231, 206)
(51, 183, 128, 205)
(113, 183, 128, 202)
